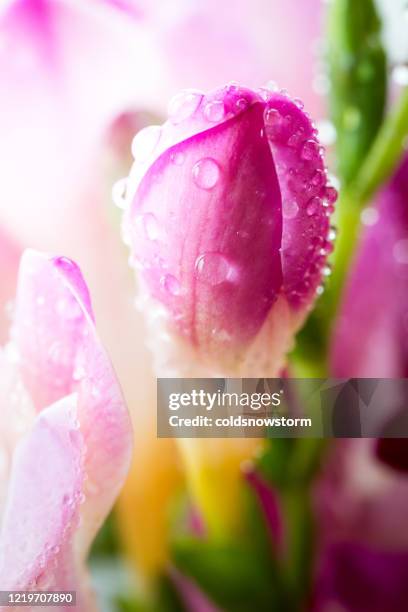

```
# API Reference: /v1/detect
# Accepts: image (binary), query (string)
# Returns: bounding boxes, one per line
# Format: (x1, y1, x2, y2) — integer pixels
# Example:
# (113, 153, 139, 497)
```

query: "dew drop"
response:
(311, 169, 325, 187)
(112, 178, 128, 210)
(142, 212, 160, 241)
(322, 264, 332, 277)
(283, 200, 299, 219)
(195, 252, 234, 285)
(265, 107, 281, 126)
(192, 158, 220, 189)
(316, 284, 324, 296)
(328, 226, 337, 241)
(56, 297, 82, 320)
(301, 139, 320, 162)
(161, 274, 181, 295)
(287, 130, 304, 148)
(171, 151, 185, 165)
(168, 90, 203, 124)
(204, 100, 225, 122)
(325, 185, 338, 204)
(306, 196, 322, 216)
(235, 97, 249, 111)
(131, 125, 161, 161)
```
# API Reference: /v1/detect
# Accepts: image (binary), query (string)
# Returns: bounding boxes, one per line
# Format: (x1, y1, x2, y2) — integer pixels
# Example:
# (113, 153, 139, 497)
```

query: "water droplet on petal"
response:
(195, 252, 235, 285)
(301, 139, 320, 161)
(56, 297, 82, 320)
(306, 196, 322, 216)
(142, 212, 160, 241)
(131, 125, 161, 161)
(235, 97, 249, 111)
(204, 100, 225, 122)
(171, 151, 185, 165)
(161, 274, 181, 295)
(328, 226, 337, 241)
(192, 158, 220, 189)
(325, 185, 338, 204)
(265, 107, 281, 126)
(168, 90, 203, 123)
(316, 284, 324, 296)
(112, 178, 128, 210)
(311, 169, 325, 187)
(282, 200, 299, 219)
(322, 264, 332, 277)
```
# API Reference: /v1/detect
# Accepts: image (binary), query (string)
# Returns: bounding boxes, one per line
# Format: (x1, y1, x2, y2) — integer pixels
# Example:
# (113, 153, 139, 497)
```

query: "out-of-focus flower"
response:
(314, 541, 408, 612)
(123, 84, 337, 376)
(332, 154, 408, 379)
(316, 440, 408, 552)
(314, 439, 408, 611)
(323, 156, 408, 608)
(0, 250, 132, 605)
(135, 0, 324, 117)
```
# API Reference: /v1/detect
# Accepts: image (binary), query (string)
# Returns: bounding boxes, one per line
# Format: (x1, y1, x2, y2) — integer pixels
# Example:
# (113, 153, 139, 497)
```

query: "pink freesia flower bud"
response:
(0, 250, 132, 605)
(122, 84, 336, 374)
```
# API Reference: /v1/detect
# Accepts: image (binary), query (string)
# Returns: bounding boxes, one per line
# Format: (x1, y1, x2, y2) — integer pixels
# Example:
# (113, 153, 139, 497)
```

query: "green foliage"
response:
(327, 0, 387, 186)
(171, 482, 293, 612)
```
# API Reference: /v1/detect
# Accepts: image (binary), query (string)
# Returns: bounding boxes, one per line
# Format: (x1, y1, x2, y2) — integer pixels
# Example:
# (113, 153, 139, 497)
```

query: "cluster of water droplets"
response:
(262, 89, 338, 303)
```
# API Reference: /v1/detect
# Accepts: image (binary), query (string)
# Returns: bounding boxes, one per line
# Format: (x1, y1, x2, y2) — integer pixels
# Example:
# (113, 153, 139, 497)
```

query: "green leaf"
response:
(171, 483, 293, 611)
(172, 537, 289, 612)
(327, 0, 387, 186)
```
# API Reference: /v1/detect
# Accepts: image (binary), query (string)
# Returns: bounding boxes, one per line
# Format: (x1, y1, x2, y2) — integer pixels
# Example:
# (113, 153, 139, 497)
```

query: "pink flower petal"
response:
(265, 93, 335, 306)
(127, 96, 283, 360)
(0, 350, 35, 520)
(12, 249, 133, 553)
(0, 394, 85, 593)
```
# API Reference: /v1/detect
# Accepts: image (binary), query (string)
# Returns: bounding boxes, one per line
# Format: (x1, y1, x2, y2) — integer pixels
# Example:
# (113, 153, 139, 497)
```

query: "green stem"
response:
(323, 88, 408, 336)
(351, 86, 408, 204)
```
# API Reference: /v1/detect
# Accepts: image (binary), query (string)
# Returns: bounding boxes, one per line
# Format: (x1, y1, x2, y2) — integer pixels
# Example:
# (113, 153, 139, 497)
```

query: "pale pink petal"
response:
(0, 395, 85, 594)
(139, 0, 323, 118)
(12, 250, 133, 554)
(0, 350, 35, 520)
